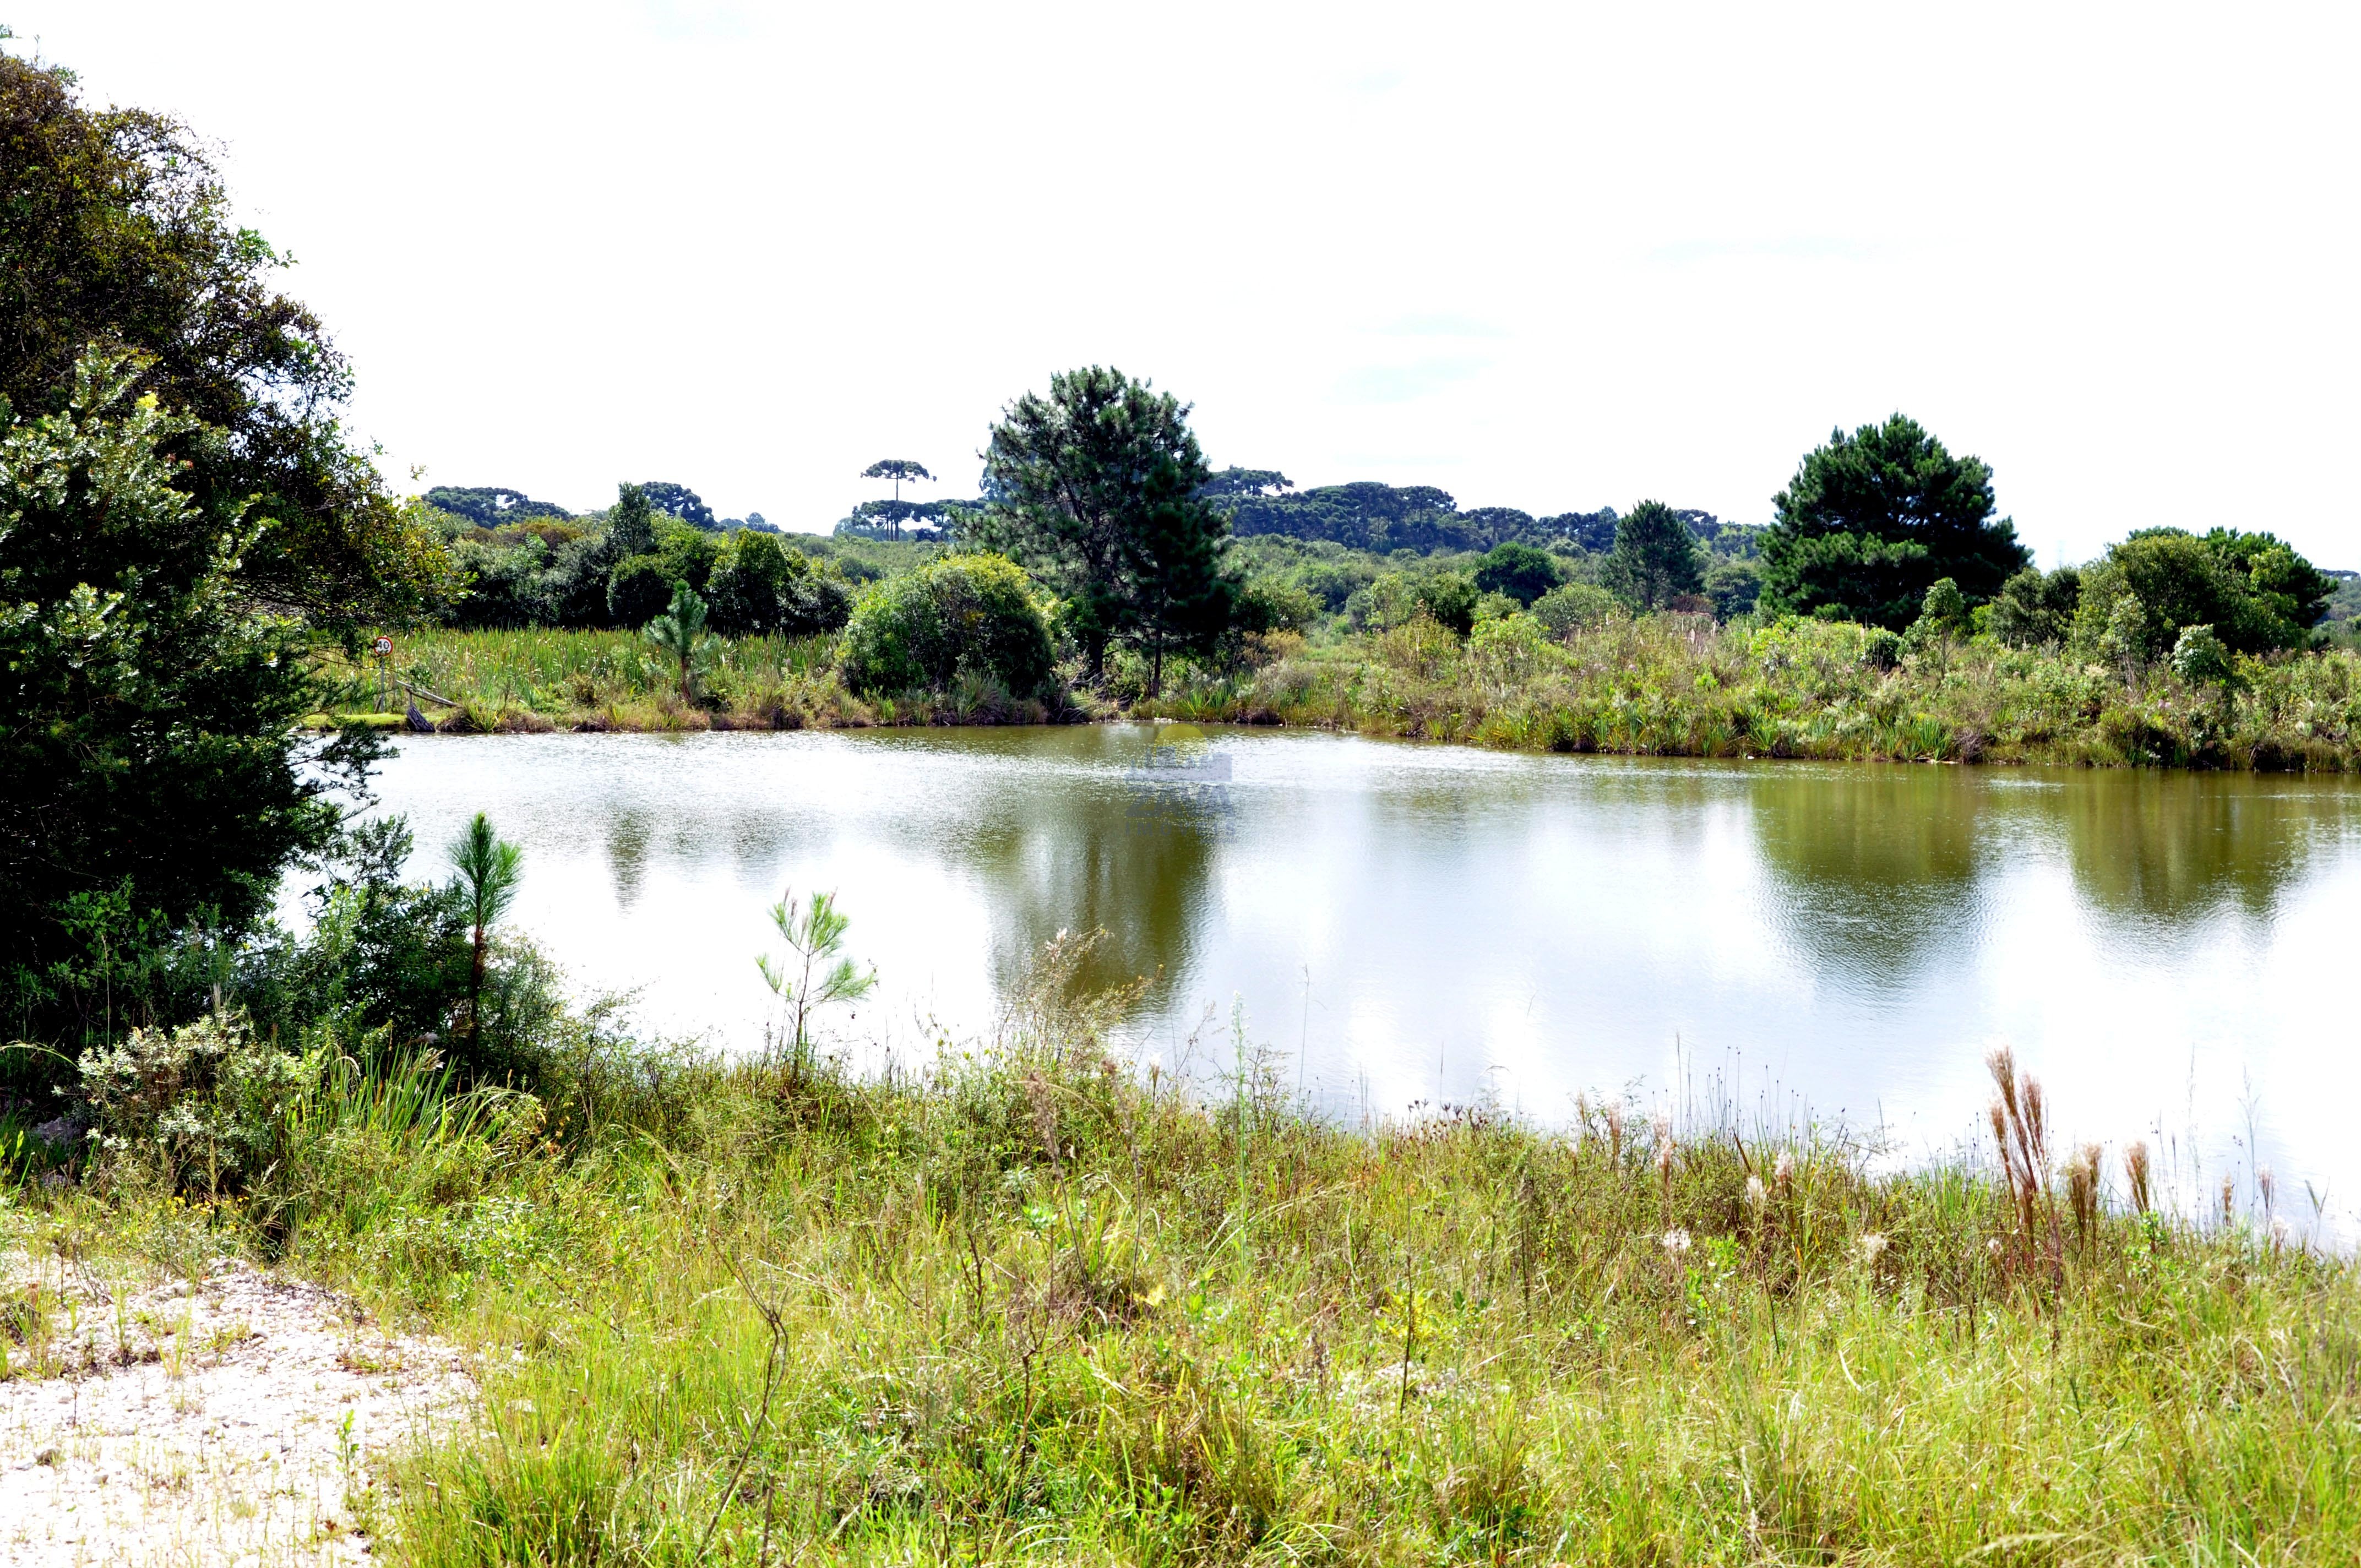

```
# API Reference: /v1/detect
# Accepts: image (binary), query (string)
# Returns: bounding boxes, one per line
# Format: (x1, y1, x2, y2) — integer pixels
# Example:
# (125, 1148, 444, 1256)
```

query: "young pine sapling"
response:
(758, 890, 875, 1091)
(447, 812, 522, 1045)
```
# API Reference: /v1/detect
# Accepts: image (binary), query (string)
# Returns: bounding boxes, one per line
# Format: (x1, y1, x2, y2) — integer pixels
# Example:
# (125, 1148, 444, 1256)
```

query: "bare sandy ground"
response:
(0, 1253, 474, 1567)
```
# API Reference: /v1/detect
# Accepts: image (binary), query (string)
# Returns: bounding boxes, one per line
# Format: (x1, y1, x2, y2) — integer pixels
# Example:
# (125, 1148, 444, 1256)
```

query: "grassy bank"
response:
(14, 935, 2357, 1564)
(345, 619, 2361, 769)
(1142, 614, 2361, 770)
(322, 628, 1092, 733)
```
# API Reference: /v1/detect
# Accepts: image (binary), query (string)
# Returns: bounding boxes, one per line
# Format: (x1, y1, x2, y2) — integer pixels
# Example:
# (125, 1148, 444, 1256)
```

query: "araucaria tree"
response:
(979, 367, 1234, 685)
(858, 460, 935, 540)
(1760, 415, 2031, 629)
(1601, 500, 1706, 611)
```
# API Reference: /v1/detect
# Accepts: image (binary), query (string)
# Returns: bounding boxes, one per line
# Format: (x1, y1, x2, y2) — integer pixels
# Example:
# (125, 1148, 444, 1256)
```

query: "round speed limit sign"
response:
(372, 636, 393, 657)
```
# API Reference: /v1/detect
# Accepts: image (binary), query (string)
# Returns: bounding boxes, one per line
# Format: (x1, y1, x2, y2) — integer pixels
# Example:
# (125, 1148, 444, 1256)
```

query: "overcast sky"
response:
(14, 3, 2358, 562)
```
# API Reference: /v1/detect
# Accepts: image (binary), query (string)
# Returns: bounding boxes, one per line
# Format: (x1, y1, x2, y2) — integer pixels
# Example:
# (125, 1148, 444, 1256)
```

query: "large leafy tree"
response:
(1473, 542, 1564, 606)
(978, 367, 1236, 680)
(1601, 500, 1706, 611)
(1, 352, 371, 1043)
(1760, 415, 2030, 629)
(0, 46, 453, 632)
(2071, 527, 2332, 660)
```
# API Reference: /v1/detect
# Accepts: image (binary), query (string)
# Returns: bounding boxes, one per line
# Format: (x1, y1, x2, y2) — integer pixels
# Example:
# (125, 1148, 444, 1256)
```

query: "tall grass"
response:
(1145, 613, 2361, 770)
(348, 618, 2361, 766)
(23, 933, 2347, 1562)
(332, 628, 1091, 733)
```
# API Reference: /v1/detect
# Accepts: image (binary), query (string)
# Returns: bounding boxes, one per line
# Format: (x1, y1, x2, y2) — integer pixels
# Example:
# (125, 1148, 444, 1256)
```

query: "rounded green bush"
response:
(839, 552, 1055, 696)
(606, 555, 676, 627)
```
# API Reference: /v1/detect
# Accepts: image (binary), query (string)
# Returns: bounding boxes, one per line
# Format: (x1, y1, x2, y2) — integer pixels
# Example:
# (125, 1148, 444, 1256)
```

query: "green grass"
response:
(1141, 613, 2361, 770)
(328, 628, 1087, 732)
(358, 616, 2361, 768)
(14, 934, 2355, 1564)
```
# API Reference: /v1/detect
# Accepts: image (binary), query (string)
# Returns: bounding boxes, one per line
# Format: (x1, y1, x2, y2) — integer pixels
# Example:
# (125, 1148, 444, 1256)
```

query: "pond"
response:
(347, 726, 2361, 1235)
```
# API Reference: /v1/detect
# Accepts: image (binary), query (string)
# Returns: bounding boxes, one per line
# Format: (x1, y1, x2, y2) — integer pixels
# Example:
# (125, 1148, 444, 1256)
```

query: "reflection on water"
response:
(341, 728, 2361, 1235)
(1750, 767, 1988, 985)
(2055, 775, 2330, 929)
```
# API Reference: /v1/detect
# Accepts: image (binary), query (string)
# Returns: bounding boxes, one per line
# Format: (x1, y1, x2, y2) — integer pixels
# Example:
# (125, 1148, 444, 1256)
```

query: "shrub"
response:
(77, 1011, 307, 1193)
(1530, 581, 1620, 636)
(1906, 577, 1969, 650)
(1234, 578, 1321, 635)
(1860, 627, 1904, 670)
(1989, 565, 2081, 647)
(705, 531, 804, 636)
(2071, 527, 2330, 660)
(1472, 542, 1564, 606)
(1467, 611, 1559, 684)
(2170, 622, 2235, 687)
(839, 553, 1055, 696)
(1288, 556, 1375, 611)
(606, 555, 676, 627)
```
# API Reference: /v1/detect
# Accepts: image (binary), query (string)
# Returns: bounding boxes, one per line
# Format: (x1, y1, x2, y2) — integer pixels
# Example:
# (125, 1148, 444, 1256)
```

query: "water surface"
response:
(349, 727, 2361, 1233)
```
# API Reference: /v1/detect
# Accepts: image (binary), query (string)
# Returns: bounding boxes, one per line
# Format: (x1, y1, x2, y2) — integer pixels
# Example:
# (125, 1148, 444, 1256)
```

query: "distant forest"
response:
(425, 472, 1763, 561)
(1194, 469, 1763, 560)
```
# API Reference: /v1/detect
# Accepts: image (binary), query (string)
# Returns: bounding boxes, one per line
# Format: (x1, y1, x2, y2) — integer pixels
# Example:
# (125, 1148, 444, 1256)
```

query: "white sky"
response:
(15, 2, 2359, 564)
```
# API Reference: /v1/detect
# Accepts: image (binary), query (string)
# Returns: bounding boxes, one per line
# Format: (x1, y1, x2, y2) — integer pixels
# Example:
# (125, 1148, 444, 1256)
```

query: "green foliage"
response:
(1472, 541, 1565, 606)
(75, 1011, 307, 1193)
(422, 486, 573, 527)
(1703, 556, 1764, 620)
(860, 459, 933, 492)
(606, 483, 658, 558)
(1137, 608, 2361, 769)
(1530, 580, 1622, 635)
(447, 812, 523, 1055)
(1860, 625, 1905, 671)
(1988, 565, 2081, 647)
(2170, 623, 2236, 688)
(1347, 570, 1479, 636)
(0, 351, 368, 1052)
(290, 818, 475, 1050)
(635, 481, 714, 529)
(0, 51, 455, 629)
(1232, 576, 1321, 635)
(839, 552, 1055, 697)
(605, 554, 676, 627)
(757, 889, 875, 1088)
(1760, 415, 2031, 629)
(653, 516, 722, 595)
(2073, 527, 2331, 662)
(855, 461, 937, 537)
(1908, 576, 1969, 643)
(1602, 499, 1707, 611)
(643, 581, 719, 698)
(977, 367, 1236, 678)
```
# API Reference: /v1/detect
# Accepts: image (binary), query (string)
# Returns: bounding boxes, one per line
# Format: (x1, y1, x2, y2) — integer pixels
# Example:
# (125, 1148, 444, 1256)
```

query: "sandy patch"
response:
(0, 1254, 474, 1566)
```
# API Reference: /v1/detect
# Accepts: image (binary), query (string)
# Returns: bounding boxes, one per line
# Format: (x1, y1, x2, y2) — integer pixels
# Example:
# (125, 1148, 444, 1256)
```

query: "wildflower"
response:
(1774, 1150, 1794, 1190)
(1860, 1233, 1888, 1262)
(1744, 1174, 1767, 1211)
(2270, 1215, 2293, 1249)
(1661, 1227, 1692, 1255)
(1986, 1236, 2003, 1256)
